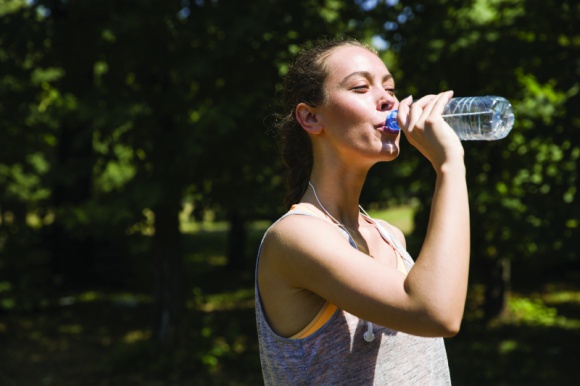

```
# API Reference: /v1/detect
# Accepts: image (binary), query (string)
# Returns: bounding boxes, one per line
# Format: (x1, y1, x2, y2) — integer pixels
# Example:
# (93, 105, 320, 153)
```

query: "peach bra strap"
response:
(290, 302, 338, 339)
(287, 204, 339, 340)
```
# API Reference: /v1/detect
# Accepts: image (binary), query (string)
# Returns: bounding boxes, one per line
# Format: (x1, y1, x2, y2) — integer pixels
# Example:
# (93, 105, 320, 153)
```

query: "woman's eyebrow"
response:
(340, 71, 394, 85)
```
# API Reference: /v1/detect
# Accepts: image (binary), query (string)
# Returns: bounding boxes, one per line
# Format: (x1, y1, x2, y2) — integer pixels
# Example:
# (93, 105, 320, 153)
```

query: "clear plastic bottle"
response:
(385, 96, 515, 141)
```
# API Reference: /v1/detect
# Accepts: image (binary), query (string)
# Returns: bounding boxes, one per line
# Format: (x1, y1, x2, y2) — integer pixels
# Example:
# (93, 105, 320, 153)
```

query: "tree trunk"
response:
(483, 255, 511, 321)
(152, 200, 184, 349)
(46, 3, 97, 289)
(49, 121, 95, 289)
(226, 210, 246, 271)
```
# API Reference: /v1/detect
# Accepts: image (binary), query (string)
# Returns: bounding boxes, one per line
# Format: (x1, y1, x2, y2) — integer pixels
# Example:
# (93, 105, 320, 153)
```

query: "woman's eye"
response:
(352, 82, 370, 90)
(385, 88, 397, 96)
(353, 84, 369, 91)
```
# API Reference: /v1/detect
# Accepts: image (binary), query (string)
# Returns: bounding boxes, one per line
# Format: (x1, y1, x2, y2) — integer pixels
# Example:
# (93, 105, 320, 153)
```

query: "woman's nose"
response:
(379, 102, 391, 111)
(378, 99, 395, 111)
(377, 91, 397, 111)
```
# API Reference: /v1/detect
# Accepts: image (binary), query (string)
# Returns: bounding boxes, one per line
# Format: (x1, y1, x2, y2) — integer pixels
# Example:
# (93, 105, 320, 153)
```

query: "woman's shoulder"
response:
(258, 205, 356, 295)
(261, 205, 354, 267)
(372, 218, 407, 249)
(265, 206, 339, 247)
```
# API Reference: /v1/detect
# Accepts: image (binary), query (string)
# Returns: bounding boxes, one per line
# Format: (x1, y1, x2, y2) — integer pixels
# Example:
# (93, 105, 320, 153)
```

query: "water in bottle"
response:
(384, 96, 515, 141)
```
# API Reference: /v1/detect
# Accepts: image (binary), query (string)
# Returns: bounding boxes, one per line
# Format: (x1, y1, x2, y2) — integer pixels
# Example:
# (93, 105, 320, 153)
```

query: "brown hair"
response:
(276, 37, 377, 209)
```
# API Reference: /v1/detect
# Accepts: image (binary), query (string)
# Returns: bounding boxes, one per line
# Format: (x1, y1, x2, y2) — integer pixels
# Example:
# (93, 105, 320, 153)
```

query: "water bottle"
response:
(384, 96, 515, 141)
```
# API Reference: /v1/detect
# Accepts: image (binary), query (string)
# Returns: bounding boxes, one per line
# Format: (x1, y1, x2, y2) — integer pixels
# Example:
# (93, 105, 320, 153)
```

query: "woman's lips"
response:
(378, 125, 400, 135)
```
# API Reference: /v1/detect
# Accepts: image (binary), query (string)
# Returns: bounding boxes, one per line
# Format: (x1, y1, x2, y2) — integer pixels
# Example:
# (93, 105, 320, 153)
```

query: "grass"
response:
(2, 205, 580, 385)
(367, 205, 416, 235)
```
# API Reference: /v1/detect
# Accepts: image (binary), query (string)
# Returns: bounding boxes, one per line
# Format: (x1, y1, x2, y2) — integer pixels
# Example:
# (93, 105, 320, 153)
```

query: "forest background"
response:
(0, 0, 579, 385)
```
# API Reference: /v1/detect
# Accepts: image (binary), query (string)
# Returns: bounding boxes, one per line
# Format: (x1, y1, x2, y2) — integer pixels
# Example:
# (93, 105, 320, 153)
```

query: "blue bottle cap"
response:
(384, 110, 400, 132)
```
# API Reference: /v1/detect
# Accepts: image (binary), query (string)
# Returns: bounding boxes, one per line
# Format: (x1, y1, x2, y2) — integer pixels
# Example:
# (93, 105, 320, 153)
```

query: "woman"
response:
(255, 38, 470, 385)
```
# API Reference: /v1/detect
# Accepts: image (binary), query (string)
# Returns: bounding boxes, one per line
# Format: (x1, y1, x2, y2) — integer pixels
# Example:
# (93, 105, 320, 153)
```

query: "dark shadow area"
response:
(1, 227, 579, 385)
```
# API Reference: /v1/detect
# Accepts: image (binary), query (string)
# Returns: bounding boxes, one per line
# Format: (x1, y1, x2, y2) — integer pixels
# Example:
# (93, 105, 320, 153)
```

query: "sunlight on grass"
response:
(248, 220, 273, 231)
(542, 290, 580, 305)
(507, 295, 580, 329)
(366, 205, 416, 235)
(57, 291, 152, 307)
(58, 324, 83, 335)
(179, 203, 416, 235)
(180, 203, 228, 233)
(498, 339, 518, 354)
(193, 288, 255, 312)
(123, 329, 151, 344)
(458, 284, 580, 331)
(189, 253, 227, 266)
(181, 221, 229, 233)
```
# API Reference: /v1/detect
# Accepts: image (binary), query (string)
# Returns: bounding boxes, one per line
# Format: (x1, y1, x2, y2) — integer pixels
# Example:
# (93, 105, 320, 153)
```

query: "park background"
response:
(0, 0, 579, 384)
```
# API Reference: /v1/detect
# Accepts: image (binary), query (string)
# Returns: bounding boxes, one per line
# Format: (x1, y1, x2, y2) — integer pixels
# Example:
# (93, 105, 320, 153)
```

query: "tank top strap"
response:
(287, 204, 358, 249)
(255, 206, 358, 278)
(361, 213, 415, 271)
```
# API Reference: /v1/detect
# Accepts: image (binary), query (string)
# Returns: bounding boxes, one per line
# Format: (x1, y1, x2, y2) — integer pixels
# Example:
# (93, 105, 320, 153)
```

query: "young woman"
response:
(255, 38, 470, 385)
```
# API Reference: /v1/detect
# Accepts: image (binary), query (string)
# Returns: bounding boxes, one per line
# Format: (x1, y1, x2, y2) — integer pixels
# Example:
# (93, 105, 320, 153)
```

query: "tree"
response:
(0, 1, 57, 307)
(366, 0, 580, 319)
(194, 0, 379, 269)
(0, 0, 387, 350)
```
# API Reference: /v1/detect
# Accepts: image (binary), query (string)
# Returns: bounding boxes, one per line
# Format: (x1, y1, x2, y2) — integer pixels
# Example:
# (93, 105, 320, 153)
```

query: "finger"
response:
(410, 94, 437, 109)
(414, 91, 454, 129)
(397, 95, 413, 130)
(430, 90, 454, 115)
(417, 92, 445, 123)
(399, 95, 413, 110)
(408, 94, 436, 130)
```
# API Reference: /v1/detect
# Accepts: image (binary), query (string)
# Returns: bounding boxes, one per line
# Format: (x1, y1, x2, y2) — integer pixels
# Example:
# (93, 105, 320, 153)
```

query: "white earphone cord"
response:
(308, 181, 375, 343)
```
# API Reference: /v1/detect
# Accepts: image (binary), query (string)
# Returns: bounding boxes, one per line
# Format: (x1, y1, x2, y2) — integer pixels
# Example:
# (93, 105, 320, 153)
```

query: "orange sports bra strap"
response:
(290, 302, 338, 339)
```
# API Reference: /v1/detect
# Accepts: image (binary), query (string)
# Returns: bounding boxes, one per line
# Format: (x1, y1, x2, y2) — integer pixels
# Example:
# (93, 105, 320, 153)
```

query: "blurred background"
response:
(0, 0, 578, 384)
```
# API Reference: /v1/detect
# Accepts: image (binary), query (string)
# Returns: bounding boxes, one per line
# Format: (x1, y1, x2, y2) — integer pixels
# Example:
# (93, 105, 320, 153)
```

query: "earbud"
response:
(364, 321, 375, 342)
(364, 330, 375, 342)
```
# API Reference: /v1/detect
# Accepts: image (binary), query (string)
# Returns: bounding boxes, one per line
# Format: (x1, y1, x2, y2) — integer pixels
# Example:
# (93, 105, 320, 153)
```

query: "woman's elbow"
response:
(419, 309, 463, 337)
(440, 321, 461, 337)
(434, 315, 462, 337)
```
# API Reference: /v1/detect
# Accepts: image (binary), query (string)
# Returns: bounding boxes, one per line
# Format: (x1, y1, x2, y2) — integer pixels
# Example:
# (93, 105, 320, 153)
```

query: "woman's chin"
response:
(381, 142, 400, 159)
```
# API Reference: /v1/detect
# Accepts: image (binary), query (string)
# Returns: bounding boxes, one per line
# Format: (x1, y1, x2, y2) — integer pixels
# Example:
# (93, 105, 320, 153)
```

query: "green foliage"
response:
(2, 226, 580, 384)
(369, 0, 580, 275)
(508, 296, 580, 328)
(1, 0, 580, 382)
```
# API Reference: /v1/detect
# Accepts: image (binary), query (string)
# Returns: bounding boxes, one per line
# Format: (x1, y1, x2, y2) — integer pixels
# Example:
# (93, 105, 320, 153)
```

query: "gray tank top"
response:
(255, 210, 451, 385)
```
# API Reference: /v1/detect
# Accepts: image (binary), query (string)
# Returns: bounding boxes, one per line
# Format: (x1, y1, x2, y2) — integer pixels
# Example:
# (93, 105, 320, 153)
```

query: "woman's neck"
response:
(304, 167, 368, 228)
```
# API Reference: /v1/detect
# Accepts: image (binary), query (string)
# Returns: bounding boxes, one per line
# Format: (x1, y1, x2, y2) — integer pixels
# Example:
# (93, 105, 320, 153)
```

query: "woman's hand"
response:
(396, 91, 470, 335)
(397, 91, 464, 170)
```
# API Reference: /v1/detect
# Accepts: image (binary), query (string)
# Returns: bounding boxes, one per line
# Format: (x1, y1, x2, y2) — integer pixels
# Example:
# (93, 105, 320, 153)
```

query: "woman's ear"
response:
(295, 103, 323, 134)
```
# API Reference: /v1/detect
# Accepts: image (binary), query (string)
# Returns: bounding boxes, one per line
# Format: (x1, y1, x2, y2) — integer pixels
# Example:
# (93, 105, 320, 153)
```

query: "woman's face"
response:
(314, 45, 400, 165)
